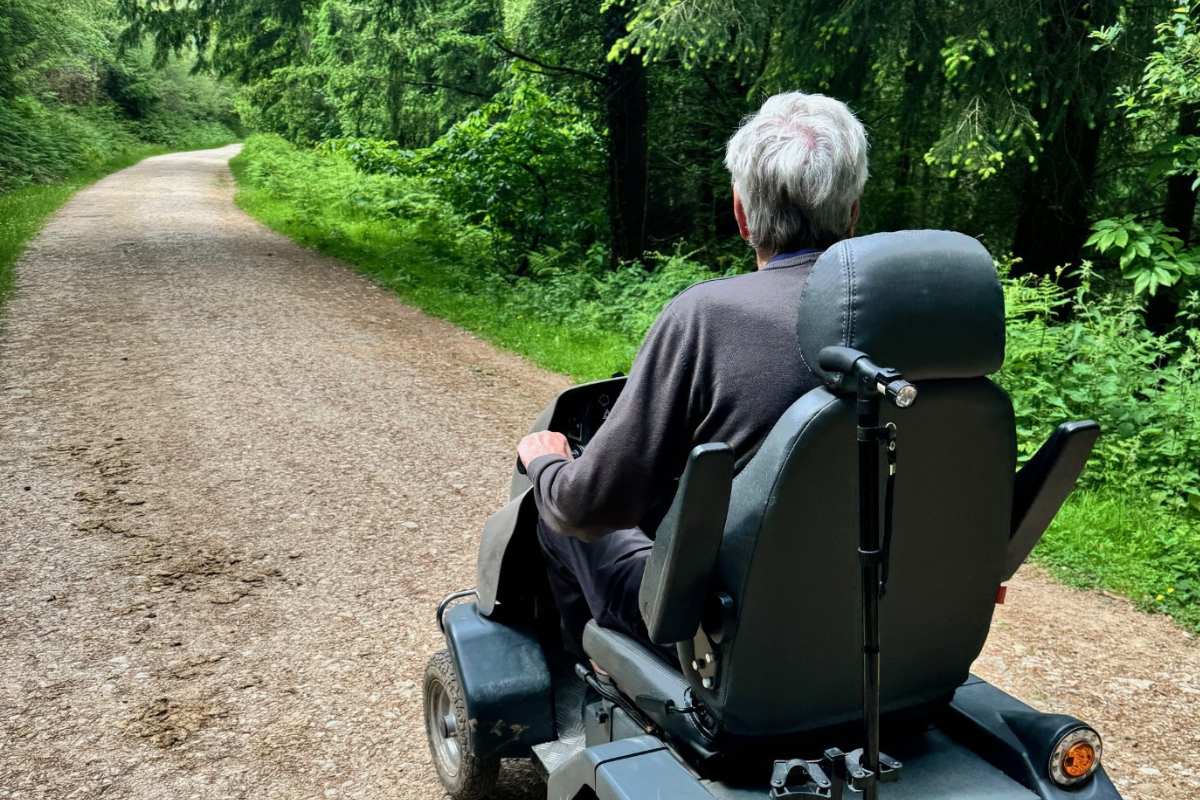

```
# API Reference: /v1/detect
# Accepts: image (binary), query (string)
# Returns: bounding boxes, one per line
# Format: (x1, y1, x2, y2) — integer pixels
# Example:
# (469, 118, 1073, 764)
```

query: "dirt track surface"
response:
(0, 146, 1196, 799)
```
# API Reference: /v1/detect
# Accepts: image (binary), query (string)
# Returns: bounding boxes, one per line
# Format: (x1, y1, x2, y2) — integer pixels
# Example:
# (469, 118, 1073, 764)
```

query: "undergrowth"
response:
(232, 133, 1200, 632)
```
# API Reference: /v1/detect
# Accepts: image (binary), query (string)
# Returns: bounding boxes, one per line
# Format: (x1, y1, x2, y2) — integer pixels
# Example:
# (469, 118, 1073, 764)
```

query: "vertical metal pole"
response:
(856, 378, 881, 800)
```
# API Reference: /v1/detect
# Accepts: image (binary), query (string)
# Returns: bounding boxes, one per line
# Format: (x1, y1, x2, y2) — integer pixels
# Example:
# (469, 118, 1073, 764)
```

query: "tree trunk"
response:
(1146, 103, 1200, 331)
(1162, 104, 1199, 244)
(893, 0, 937, 229)
(1010, 108, 1104, 277)
(1011, 1, 1116, 278)
(603, 3, 648, 265)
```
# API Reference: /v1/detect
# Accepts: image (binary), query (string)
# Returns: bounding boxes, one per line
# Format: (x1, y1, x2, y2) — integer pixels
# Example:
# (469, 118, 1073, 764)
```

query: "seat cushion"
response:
(582, 622, 714, 755)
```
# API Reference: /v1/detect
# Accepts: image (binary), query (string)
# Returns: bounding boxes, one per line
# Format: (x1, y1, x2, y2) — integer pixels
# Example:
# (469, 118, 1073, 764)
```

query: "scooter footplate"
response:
(532, 672, 588, 774)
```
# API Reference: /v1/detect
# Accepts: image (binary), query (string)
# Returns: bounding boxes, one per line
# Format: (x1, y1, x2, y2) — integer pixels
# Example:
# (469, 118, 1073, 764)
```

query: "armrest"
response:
(638, 443, 734, 645)
(1004, 421, 1101, 580)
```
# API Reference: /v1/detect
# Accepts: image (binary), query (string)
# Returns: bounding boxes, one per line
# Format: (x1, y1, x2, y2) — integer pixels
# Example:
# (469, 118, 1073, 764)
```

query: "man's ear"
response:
(848, 200, 860, 237)
(733, 189, 751, 241)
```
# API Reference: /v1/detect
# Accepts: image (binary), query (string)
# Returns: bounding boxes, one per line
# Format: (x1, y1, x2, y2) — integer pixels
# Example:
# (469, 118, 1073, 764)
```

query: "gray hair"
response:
(724, 92, 869, 254)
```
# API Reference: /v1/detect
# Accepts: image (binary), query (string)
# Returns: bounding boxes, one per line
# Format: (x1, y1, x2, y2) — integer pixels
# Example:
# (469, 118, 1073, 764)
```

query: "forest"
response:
(2, 0, 1200, 629)
(0, 0, 239, 288)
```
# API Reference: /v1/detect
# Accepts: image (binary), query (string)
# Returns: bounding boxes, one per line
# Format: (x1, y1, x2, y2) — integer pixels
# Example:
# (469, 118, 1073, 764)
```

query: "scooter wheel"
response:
(424, 650, 500, 800)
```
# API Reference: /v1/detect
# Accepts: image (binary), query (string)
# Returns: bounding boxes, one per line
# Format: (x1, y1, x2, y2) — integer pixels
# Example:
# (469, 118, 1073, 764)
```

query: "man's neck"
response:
(758, 247, 824, 270)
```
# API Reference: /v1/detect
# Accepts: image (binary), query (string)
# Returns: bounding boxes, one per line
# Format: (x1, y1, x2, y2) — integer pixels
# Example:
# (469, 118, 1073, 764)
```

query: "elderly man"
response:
(518, 92, 870, 659)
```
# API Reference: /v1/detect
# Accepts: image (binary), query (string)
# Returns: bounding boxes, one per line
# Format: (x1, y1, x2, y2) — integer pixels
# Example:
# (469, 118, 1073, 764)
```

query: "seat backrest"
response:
(687, 231, 1014, 739)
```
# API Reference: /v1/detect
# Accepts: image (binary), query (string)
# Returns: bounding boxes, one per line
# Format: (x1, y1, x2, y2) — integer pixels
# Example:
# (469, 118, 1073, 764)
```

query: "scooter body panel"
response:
(441, 601, 555, 760)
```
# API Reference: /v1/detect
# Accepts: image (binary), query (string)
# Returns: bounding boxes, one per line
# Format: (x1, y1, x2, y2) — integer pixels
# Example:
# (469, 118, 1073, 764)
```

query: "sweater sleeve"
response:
(527, 303, 701, 540)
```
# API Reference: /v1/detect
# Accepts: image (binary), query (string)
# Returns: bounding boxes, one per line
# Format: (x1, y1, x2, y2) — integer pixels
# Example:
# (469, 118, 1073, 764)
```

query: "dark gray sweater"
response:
(528, 251, 824, 540)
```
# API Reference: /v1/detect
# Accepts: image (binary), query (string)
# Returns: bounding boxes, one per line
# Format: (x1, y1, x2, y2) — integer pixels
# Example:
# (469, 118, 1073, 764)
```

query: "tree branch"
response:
(492, 39, 605, 83)
(392, 77, 493, 99)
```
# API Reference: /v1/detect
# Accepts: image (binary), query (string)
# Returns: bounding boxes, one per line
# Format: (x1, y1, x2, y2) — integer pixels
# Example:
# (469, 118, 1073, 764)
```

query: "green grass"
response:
(1035, 492, 1200, 630)
(230, 151, 636, 381)
(1, 139, 237, 307)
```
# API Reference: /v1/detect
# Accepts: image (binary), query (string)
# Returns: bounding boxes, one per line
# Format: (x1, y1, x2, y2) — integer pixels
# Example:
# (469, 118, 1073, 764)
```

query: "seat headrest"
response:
(798, 230, 1005, 384)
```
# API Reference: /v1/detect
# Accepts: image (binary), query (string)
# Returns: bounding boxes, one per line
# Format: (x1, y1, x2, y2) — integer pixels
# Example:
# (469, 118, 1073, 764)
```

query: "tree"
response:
(497, 0, 650, 263)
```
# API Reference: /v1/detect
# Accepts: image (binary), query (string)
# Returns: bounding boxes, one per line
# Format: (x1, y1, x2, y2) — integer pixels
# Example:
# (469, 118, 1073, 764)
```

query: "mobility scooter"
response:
(423, 231, 1119, 799)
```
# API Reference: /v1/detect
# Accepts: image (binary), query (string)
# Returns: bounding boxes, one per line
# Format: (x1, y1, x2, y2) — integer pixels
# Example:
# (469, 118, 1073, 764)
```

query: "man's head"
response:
(725, 92, 869, 261)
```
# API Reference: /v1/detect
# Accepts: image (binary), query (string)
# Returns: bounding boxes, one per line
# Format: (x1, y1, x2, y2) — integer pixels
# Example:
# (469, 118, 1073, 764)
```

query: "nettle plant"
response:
(1085, 215, 1200, 296)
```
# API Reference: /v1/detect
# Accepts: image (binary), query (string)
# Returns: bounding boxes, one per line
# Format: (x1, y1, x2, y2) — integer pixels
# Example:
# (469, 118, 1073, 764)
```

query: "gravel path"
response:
(0, 146, 1195, 800)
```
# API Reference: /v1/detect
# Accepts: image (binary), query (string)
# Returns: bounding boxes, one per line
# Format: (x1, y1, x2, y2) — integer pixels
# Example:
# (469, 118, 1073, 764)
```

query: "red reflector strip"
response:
(995, 585, 1008, 605)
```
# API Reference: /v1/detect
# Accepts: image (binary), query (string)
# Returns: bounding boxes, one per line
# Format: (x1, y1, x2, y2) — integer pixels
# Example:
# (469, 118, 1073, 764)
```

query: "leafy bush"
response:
(317, 137, 412, 176)
(501, 246, 729, 342)
(0, 98, 131, 190)
(1085, 216, 1199, 296)
(0, 94, 237, 192)
(235, 134, 488, 265)
(311, 85, 605, 271)
(1000, 265, 1200, 514)
(234, 66, 343, 145)
(0, 3, 239, 193)
(412, 84, 605, 268)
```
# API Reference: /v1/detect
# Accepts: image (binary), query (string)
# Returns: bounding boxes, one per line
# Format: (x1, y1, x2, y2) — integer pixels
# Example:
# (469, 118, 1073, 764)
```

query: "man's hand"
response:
(518, 431, 573, 470)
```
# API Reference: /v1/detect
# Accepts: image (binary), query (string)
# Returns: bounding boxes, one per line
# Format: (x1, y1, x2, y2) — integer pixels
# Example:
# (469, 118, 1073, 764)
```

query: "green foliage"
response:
(1000, 264, 1200, 514)
(116, 0, 315, 81)
(315, 84, 606, 266)
(231, 134, 635, 378)
(317, 137, 411, 175)
(1110, 3, 1200, 128)
(220, 0, 502, 147)
(1037, 492, 1200, 631)
(504, 244, 725, 342)
(236, 133, 466, 237)
(1085, 216, 1200, 296)
(0, 0, 240, 192)
(1086, 4, 1200, 297)
(608, 0, 771, 73)
(414, 83, 605, 265)
(0, 0, 113, 99)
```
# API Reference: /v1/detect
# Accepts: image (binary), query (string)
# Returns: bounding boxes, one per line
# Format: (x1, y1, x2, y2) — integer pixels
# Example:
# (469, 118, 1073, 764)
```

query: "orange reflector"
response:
(995, 585, 1007, 604)
(1062, 742, 1096, 779)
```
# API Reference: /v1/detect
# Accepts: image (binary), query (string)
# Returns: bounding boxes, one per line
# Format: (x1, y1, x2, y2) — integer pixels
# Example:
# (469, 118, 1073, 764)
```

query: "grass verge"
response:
(1037, 492, 1199, 630)
(1, 140, 236, 307)
(229, 152, 634, 381)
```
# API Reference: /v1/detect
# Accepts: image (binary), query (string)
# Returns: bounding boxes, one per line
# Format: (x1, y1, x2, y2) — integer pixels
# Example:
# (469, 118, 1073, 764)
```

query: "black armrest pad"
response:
(1004, 421, 1100, 580)
(638, 443, 734, 644)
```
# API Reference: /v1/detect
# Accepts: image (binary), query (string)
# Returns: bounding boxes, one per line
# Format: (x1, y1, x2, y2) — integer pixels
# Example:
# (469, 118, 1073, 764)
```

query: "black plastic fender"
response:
(948, 676, 1122, 799)
(442, 601, 555, 760)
